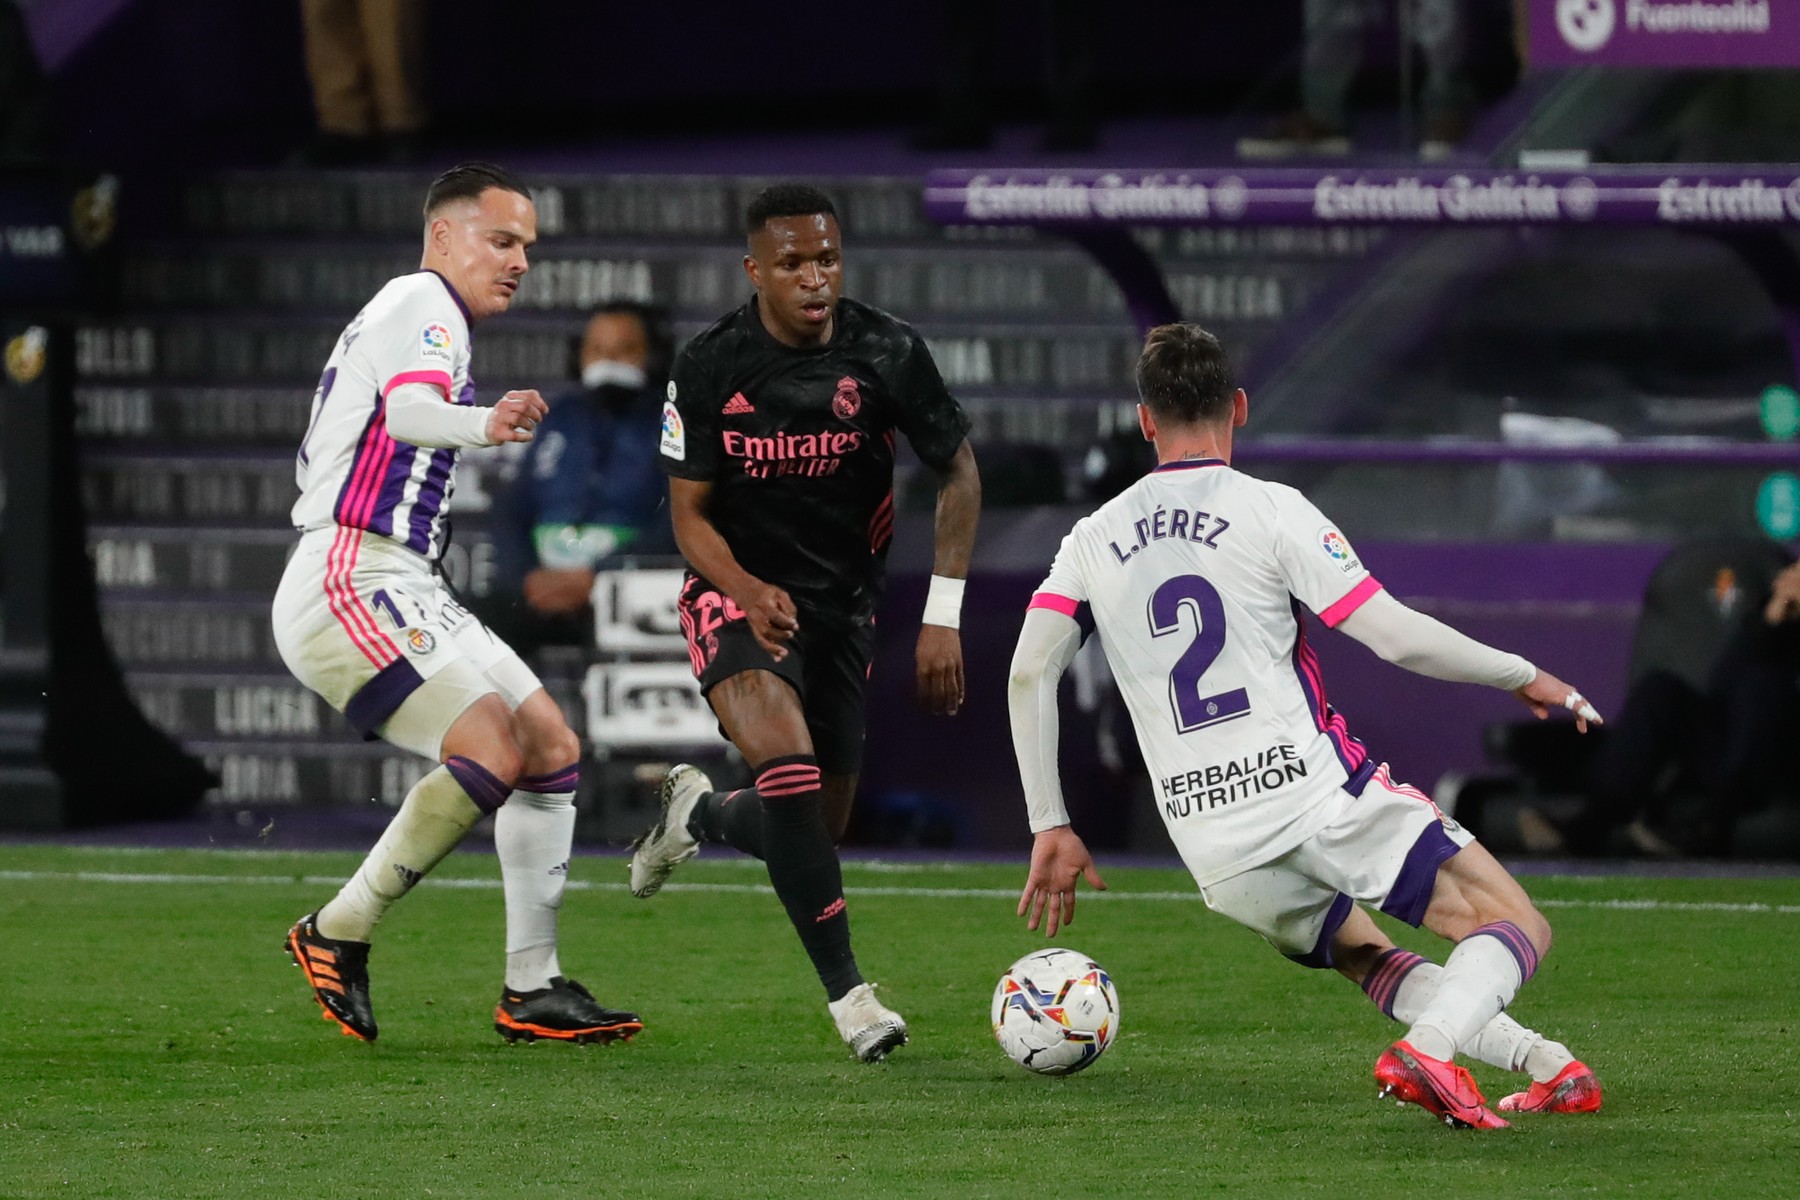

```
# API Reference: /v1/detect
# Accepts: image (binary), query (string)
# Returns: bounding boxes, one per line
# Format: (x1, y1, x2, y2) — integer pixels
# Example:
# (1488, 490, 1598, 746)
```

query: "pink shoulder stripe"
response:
(382, 369, 454, 400)
(1319, 576, 1382, 628)
(1028, 592, 1080, 617)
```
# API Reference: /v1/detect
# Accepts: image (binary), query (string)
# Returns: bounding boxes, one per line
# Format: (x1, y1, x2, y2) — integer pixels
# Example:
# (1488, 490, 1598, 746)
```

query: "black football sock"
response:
(690, 787, 766, 859)
(755, 755, 862, 1001)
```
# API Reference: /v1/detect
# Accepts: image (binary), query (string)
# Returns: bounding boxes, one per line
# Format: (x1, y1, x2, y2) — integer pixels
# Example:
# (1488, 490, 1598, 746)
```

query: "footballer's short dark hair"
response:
(1135, 323, 1237, 426)
(744, 183, 839, 238)
(423, 162, 531, 220)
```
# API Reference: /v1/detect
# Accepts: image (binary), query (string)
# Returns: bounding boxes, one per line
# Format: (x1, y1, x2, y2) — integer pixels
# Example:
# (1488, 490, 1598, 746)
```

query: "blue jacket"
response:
(492, 382, 675, 586)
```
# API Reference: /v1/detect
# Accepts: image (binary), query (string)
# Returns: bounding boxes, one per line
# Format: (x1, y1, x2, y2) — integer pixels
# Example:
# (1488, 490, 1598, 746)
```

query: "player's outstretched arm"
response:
(1336, 589, 1602, 731)
(1019, 825, 1107, 938)
(917, 440, 981, 716)
(667, 476, 798, 660)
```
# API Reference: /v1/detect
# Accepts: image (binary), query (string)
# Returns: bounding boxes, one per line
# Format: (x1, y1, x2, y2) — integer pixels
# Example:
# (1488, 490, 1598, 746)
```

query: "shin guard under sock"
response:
(756, 755, 862, 1000)
(693, 787, 766, 859)
(317, 759, 498, 941)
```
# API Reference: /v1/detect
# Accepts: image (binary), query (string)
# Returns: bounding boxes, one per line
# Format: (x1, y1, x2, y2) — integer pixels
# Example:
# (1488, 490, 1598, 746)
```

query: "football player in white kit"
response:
(273, 163, 642, 1045)
(1008, 324, 1603, 1128)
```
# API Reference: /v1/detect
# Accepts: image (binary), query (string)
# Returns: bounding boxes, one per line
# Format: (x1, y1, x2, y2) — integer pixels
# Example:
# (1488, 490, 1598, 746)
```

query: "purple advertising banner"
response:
(1529, 0, 1800, 68)
(922, 168, 1800, 228)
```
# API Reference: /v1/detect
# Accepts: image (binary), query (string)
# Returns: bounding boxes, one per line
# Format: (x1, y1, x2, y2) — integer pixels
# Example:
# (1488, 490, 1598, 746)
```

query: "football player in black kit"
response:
(628, 184, 981, 1062)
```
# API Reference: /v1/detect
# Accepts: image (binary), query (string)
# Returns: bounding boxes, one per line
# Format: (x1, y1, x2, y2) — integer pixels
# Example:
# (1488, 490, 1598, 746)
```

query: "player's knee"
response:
(444, 732, 525, 791)
(479, 741, 527, 791)
(1520, 906, 1553, 959)
(528, 720, 580, 775)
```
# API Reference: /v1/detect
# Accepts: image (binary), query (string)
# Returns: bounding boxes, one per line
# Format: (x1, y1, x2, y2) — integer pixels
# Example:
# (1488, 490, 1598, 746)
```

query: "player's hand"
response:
(523, 567, 596, 616)
(916, 624, 965, 716)
(1765, 561, 1800, 625)
(1514, 669, 1603, 733)
(1018, 825, 1107, 938)
(739, 581, 799, 661)
(486, 389, 548, 444)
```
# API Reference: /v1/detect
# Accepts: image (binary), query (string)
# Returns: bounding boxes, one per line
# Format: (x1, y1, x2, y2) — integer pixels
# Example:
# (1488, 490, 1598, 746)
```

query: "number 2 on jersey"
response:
(1148, 574, 1250, 733)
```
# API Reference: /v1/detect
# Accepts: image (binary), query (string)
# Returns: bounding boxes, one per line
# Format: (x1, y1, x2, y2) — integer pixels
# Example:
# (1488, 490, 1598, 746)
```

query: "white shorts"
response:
(272, 526, 543, 760)
(1197, 764, 1474, 969)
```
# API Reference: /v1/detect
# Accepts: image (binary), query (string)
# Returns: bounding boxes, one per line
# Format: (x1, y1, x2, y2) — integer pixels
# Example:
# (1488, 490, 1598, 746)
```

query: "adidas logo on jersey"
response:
(722, 392, 755, 415)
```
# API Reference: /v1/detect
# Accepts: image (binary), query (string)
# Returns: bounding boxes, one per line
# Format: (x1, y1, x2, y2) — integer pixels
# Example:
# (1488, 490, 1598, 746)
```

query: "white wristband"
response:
(923, 574, 965, 629)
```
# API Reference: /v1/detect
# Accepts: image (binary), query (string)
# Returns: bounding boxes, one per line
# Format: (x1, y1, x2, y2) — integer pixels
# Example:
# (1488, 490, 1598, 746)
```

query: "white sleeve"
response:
(1336, 588, 1536, 689)
(385, 382, 493, 448)
(1008, 605, 1086, 833)
(1266, 483, 1380, 626)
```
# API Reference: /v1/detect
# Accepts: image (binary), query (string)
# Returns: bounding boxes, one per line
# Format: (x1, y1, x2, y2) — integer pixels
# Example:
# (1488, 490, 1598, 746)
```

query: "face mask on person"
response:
(581, 359, 647, 391)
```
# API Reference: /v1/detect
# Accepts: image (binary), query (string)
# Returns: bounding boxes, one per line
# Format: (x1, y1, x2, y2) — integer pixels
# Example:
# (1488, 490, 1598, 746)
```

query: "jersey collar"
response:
(424, 270, 474, 324)
(1153, 457, 1227, 472)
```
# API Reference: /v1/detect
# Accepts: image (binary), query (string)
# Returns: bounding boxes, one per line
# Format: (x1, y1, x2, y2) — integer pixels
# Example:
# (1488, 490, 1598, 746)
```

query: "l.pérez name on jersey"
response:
(1111, 504, 1231, 563)
(1161, 743, 1308, 820)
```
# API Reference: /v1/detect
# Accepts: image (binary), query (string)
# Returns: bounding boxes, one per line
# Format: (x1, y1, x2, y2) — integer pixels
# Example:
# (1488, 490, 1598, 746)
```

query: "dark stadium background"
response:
(5, 0, 1799, 861)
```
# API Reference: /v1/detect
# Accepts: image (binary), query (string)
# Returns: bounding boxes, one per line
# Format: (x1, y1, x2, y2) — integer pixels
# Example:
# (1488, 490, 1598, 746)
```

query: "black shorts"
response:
(676, 572, 875, 776)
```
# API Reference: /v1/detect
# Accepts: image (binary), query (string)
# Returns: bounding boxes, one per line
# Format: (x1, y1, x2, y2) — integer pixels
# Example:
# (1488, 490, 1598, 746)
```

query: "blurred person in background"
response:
(1238, 0, 1476, 161)
(1523, 543, 1800, 858)
(477, 302, 677, 655)
(914, 0, 1095, 152)
(295, 0, 427, 165)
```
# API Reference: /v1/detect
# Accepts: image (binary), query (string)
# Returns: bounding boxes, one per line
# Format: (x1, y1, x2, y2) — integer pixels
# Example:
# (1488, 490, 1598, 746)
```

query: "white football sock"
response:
(1404, 925, 1535, 1063)
(318, 765, 483, 942)
(1385, 959, 1571, 1082)
(1522, 1037, 1577, 1083)
(496, 786, 576, 991)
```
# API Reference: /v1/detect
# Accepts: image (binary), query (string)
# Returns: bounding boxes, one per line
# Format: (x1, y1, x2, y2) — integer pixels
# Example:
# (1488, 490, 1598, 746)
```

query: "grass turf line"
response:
(1, 844, 1795, 1199)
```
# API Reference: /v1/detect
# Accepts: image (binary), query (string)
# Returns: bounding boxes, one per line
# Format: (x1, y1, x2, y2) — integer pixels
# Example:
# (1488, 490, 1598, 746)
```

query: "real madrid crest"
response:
(832, 375, 862, 420)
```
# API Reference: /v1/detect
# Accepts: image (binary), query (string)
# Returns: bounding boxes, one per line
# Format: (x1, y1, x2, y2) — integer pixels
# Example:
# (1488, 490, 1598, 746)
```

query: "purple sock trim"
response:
(1360, 948, 1428, 1020)
(1379, 822, 1462, 927)
(445, 755, 511, 814)
(1469, 920, 1540, 984)
(517, 763, 580, 794)
(1283, 892, 1354, 970)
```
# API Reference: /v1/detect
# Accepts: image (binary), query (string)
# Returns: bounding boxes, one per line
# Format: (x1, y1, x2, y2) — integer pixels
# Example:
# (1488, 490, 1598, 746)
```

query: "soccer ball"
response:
(991, 948, 1119, 1075)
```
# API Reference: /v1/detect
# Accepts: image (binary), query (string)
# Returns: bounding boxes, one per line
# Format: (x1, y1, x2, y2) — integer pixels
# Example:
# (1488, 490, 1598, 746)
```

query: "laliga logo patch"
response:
(832, 375, 862, 420)
(1557, 0, 1615, 52)
(660, 399, 686, 461)
(406, 628, 436, 655)
(420, 322, 453, 361)
(1319, 527, 1359, 573)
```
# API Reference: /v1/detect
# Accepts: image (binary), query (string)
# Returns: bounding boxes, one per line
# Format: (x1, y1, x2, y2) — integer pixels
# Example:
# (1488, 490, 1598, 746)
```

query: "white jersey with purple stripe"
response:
(292, 271, 474, 559)
(1030, 458, 1383, 886)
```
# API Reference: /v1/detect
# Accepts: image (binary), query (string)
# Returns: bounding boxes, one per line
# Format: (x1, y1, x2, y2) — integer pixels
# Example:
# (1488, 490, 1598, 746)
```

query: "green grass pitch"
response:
(2, 843, 1796, 1198)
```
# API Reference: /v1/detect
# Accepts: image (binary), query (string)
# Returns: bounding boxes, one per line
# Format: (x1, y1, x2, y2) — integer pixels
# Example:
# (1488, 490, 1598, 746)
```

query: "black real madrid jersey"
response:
(659, 296, 972, 626)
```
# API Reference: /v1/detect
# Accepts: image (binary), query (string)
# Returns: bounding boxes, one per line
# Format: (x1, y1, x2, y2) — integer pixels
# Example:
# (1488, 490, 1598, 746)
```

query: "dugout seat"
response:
(574, 565, 741, 844)
(1460, 537, 1800, 860)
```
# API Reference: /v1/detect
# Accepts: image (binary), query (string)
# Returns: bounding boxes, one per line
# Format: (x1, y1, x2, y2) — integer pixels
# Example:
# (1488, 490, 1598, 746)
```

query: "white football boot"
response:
(829, 982, 909, 1063)
(628, 763, 710, 898)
